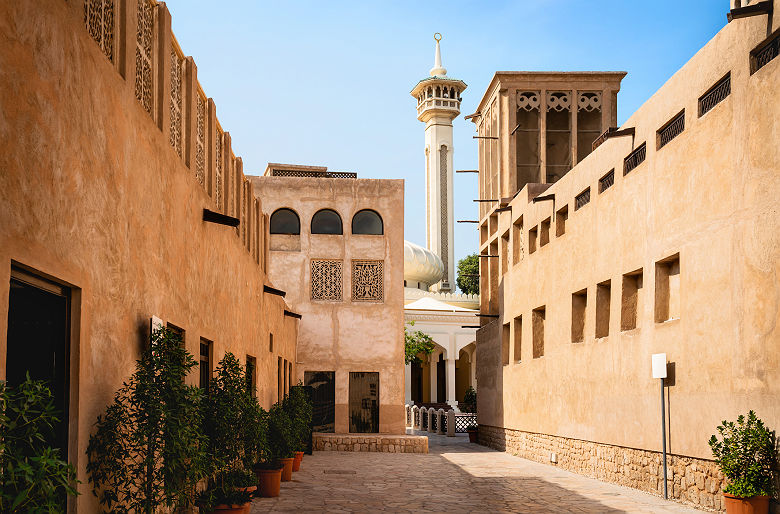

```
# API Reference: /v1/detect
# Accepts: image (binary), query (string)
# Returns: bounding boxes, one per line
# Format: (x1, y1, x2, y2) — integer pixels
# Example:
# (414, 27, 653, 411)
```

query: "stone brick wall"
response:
(313, 434, 428, 454)
(479, 425, 730, 512)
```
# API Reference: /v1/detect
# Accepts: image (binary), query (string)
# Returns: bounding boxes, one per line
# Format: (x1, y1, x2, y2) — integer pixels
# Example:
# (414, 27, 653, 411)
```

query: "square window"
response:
(352, 260, 384, 302)
(311, 259, 343, 301)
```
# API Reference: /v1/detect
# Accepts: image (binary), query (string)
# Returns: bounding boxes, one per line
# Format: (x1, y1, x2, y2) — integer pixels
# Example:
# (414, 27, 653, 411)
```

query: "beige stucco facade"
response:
(250, 169, 406, 434)
(0, 1, 299, 510)
(474, 3, 780, 511)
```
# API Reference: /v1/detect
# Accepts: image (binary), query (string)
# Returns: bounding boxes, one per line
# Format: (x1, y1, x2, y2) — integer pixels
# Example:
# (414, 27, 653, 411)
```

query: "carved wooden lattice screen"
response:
(84, 0, 114, 62)
(135, 0, 155, 117)
(169, 44, 184, 157)
(311, 260, 343, 301)
(351, 260, 384, 302)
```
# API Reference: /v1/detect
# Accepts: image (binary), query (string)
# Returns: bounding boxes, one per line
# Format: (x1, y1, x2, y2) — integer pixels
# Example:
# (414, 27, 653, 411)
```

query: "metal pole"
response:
(661, 377, 668, 499)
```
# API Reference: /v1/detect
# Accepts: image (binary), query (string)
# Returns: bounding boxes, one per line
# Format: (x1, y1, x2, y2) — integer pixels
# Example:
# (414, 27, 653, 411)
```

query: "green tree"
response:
(456, 253, 479, 295)
(404, 321, 435, 365)
(0, 375, 79, 512)
(87, 327, 206, 513)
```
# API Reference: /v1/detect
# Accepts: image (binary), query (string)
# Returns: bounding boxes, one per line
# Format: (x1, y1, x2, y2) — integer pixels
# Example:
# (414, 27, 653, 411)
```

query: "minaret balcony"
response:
(416, 98, 461, 117)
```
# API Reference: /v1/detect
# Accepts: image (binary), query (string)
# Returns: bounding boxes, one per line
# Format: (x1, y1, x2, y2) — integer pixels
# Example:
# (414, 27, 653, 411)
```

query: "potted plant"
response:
(709, 410, 778, 514)
(466, 423, 479, 443)
(463, 386, 477, 414)
(253, 403, 292, 496)
(284, 383, 313, 472)
(199, 469, 255, 513)
(87, 327, 206, 512)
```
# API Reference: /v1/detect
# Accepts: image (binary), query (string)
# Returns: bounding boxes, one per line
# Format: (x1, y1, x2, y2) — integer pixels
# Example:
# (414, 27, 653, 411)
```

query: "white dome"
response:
(404, 240, 444, 286)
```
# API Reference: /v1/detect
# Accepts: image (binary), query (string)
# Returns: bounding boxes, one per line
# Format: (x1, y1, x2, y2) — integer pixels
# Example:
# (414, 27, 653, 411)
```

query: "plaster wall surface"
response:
(0, 2, 298, 509)
(250, 176, 406, 434)
(476, 2, 780, 465)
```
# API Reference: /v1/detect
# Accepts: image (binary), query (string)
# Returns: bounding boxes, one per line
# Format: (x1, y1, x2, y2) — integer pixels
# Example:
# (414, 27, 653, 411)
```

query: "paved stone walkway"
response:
(251, 431, 702, 513)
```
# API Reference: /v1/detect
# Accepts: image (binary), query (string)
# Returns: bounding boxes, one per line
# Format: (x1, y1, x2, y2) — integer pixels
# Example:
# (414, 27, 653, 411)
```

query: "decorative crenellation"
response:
(134, 0, 154, 117)
(84, 0, 114, 62)
(478, 425, 728, 512)
(352, 260, 384, 302)
(311, 259, 343, 301)
(214, 128, 223, 210)
(168, 46, 184, 157)
(195, 91, 206, 186)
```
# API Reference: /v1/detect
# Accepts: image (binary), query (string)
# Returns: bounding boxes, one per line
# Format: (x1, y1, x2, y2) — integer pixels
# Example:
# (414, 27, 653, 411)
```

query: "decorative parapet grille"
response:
(195, 91, 206, 186)
(169, 46, 184, 157)
(592, 127, 617, 151)
(577, 92, 601, 112)
(311, 260, 343, 301)
(752, 33, 779, 74)
(575, 188, 591, 210)
(598, 169, 614, 193)
(269, 170, 357, 179)
(546, 91, 571, 112)
(657, 111, 685, 149)
(214, 129, 223, 209)
(698, 74, 730, 117)
(623, 142, 647, 175)
(84, 0, 114, 62)
(135, 0, 154, 117)
(455, 413, 476, 433)
(352, 260, 384, 302)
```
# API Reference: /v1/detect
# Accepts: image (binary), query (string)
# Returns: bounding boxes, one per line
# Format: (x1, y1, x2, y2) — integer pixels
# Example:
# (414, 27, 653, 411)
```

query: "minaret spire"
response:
(430, 33, 447, 77)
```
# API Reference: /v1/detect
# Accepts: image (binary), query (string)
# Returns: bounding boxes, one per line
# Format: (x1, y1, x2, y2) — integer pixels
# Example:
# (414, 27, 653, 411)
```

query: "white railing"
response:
(406, 404, 476, 437)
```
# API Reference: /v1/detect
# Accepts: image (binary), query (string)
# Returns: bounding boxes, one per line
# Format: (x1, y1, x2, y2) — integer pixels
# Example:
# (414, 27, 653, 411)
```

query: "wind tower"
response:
(411, 33, 466, 292)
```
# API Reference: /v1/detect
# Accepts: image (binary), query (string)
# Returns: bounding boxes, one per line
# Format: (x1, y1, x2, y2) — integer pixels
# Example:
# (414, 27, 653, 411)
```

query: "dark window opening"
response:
(352, 209, 383, 235)
(246, 355, 257, 398)
(657, 111, 685, 149)
(311, 209, 343, 235)
(751, 31, 780, 74)
(698, 73, 731, 117)
(623, 143, 647, 175)
(575, 188, 591, 210)
(599, 170, 615, 193)
(305, 371, 335, 433)
(349, 372, 379, 433)
(270, 208, 300, 235)
(199, 338, 212, 394)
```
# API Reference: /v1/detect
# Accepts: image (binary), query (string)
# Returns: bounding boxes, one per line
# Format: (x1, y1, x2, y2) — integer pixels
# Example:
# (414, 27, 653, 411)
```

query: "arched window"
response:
(270, 208, 300, 234)
(443, 89, 449, 98)
(311, 209, 343, 235)
(352, 209, 383, 235)
(450, 87, 456, 99)
(427, 87, 432, 98)
(435, 86, 441, 97)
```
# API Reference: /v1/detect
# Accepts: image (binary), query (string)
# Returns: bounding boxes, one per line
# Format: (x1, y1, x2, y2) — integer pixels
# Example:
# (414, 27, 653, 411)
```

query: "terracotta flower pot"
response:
(280, 457, 295, 482)
(207, 503, 251, 514)
(723, 494, 769, 514)
(255, 467, 282, 498)
(239, 485, 257, 495)
(293, 451, 304, 472)
(467, 429, 478, 443)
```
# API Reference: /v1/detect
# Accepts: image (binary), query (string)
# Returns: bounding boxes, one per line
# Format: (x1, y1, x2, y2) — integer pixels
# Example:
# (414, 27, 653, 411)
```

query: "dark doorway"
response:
(349, 372, 379, 433)
(6, 269, 71, 459)
(410, 362, 422, 403)
(437, 354, 445, 403)
(304, 371, 335, 433)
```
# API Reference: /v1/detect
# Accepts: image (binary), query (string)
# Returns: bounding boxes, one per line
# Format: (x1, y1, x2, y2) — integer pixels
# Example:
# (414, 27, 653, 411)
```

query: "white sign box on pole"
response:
(652, 353, 667, 379)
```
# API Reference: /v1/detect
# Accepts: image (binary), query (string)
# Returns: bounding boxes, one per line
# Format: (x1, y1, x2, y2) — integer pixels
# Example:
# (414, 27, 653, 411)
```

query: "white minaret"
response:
(410, 34, 466, 292)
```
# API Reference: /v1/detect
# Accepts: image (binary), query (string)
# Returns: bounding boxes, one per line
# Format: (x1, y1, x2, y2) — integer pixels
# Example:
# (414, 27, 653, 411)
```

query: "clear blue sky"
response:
(167, 1, 726, 287)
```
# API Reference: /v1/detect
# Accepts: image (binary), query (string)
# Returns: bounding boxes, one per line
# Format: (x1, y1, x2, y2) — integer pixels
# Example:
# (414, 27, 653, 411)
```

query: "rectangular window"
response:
(657, 110, 685, 149)
(571, 289, 587, 343)
(277, 356, 283, 402)
(283, 359, 289, 397)
(489, 242, 499, 312)
(349, 372, 380, 433)
(199, 338, 212, 393)
(269, 333, 274, 352)
(555, 206, 568, 237)
(575, 188, 590, 210)
(751, 30, 780, 74)
(288, 362, 293, 393)
(512, 217, 523, 265)
(596, 280, 611, 338)
(599, 169, 615, 193)
(698, 73, 731, 117)
(513, 315, 522, 362)
(480, 222, 488, 246)
(352, 260, 384, 302)
(621, 269, 643, 331)
(545, 91, 572, 183)
(532, 306, 545, 358)
(655, 254, 680, 323)
(576, 92, 602, 163)
(516, 91, 541, 187)
(502, 323, 510, 366)
(167, 322, 185, 345)
(500, 231, 510, 275)
(623, 142, 647, 175)
(246, 355, 257, 398)
(528, 226, 538, 254)
(540, 218, 550, 247)
(311, 259, 343, 301)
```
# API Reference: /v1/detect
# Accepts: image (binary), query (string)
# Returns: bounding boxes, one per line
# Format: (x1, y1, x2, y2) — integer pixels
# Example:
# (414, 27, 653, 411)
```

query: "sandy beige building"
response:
(473, 2, 780, 511)
(0, 1, 299, 510)
(250, 164, 406, 434)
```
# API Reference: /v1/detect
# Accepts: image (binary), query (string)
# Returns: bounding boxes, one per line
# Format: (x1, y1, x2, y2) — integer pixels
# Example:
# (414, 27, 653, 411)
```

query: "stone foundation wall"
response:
(313, 433, 428, 453)
(479, 425, 730, 512)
